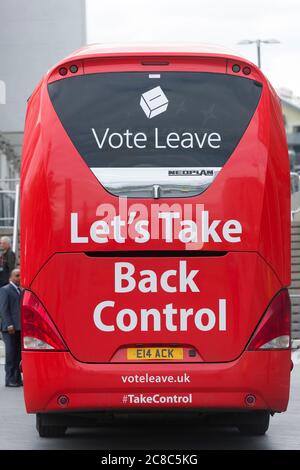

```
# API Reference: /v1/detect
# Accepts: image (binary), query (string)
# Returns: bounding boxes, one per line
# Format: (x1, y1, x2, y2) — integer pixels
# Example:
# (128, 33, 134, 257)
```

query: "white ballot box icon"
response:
(140, 86, 169, 119)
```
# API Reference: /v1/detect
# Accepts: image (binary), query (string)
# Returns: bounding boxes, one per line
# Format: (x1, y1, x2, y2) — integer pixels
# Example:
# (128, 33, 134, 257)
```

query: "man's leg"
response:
(1, 332, 16, 385)
(14, 331, 22, 384)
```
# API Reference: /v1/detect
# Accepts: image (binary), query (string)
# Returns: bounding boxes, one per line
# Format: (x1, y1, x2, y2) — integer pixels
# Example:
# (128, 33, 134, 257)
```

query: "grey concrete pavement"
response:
(0, 338, 4, 364)
(0, 351, 299, 450)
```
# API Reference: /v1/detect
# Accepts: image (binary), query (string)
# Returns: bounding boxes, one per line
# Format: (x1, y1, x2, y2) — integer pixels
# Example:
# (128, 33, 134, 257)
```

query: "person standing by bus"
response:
(0, 236, 16, 288)
(0, 269, 22, 387)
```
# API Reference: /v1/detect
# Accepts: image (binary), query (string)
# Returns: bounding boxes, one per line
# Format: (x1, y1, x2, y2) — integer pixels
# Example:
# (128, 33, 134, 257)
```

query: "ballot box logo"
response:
(140, 86, 169, 119)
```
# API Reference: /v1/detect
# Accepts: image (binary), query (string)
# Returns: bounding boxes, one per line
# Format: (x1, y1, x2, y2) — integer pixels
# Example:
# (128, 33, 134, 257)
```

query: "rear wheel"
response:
(237, 411, 270, 436)
(36, 414, 67, 438)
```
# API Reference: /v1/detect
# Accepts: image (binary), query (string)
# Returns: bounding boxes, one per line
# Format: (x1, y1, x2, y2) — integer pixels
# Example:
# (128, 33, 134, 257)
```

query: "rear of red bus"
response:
(20, 45, 291, 437)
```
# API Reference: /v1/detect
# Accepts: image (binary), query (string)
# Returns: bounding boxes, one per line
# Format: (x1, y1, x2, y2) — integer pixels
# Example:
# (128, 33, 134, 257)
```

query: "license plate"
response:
(127, 347, 183, 360)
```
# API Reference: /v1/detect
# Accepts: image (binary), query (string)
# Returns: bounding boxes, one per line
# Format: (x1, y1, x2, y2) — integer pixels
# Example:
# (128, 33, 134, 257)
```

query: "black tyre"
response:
(237, 410, 270, 436)
(36, 414, 67, 438)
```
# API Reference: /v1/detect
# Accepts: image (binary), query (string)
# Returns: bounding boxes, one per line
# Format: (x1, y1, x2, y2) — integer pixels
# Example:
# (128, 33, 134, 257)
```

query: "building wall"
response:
(0, 133, 19, 230)
(282, 103, 300, 134)
(0, 0, 86, 158)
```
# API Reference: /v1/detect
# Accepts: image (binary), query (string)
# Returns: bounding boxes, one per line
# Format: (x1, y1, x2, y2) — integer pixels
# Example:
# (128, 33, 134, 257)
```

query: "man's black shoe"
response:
(6, 382, 20, 387)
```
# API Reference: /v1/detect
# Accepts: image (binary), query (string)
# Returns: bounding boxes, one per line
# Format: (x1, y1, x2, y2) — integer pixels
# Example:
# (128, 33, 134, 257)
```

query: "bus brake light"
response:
(21, 290, 67, 351)
(247, 289, 291, 351)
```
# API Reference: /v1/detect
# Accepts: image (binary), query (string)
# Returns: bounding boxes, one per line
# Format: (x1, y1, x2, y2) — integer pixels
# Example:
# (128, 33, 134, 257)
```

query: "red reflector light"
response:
(247, 289, 291, 351)
(69, 64, 78, 74)
(245, 394, 256, 406)
(21, 290, 67, 351)
(57, 395, 69, 407)
(59, 67, 68, 76)
(232, 64, 241, 73)
(243, 66, 251, 75)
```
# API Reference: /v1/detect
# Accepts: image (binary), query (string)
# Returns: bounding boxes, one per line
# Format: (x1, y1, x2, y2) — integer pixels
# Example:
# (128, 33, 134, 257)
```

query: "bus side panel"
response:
(258, 90, 291, 287)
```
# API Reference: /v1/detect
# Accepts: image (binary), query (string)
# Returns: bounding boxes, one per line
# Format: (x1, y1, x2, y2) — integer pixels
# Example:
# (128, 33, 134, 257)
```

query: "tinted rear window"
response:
(48, 72, 262, 168)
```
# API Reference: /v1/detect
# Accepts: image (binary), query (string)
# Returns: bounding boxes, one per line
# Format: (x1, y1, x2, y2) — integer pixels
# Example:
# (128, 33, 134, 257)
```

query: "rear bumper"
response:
(22, 350, 291, 414)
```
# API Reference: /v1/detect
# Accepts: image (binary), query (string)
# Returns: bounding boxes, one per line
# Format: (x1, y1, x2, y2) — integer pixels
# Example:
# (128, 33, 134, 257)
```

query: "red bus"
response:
(20, 45, 291, 437)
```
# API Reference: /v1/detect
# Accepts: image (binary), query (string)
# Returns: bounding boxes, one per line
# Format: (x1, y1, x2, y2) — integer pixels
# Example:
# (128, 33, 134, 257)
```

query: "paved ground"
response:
(0, 339, 4, 364)
(0, 350, 299, 450)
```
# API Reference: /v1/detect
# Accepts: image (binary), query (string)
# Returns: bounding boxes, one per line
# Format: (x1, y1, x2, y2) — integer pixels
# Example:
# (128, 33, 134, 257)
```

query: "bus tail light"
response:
(21, 290, 67, 351)
(247, 289, 291, 351)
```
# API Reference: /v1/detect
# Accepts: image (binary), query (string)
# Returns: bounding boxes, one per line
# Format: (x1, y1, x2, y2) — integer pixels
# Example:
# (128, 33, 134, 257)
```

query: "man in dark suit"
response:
(0, 236, 16, 288)
(0, 269, 22, 387)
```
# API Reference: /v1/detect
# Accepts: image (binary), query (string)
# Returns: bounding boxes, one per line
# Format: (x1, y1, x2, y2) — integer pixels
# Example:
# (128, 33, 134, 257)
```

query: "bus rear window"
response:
(48, 72, 262, 169)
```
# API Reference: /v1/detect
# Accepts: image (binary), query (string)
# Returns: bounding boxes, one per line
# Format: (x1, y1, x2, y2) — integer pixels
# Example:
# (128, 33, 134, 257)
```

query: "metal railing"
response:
(12, 182, 20, 254)
(291, 172, 300, 221)
(0, 178, 20, 261)
(290, 294, 300, 350)
(0, 178, 19, 228)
